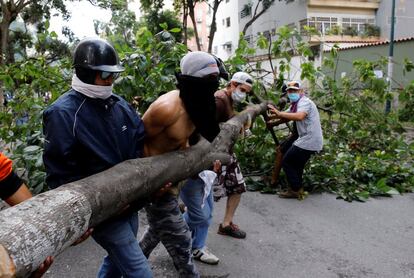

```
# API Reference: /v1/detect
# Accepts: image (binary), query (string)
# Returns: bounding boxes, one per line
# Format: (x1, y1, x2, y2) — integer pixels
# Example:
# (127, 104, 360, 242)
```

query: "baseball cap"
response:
(231, 72, 253, 88)
(286, 81, 301, 90)
(180, 51, 219, 78)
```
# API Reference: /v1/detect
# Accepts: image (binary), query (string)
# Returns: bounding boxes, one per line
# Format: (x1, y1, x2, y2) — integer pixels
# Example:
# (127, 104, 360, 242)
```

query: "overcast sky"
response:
(49, 1, 141, 40)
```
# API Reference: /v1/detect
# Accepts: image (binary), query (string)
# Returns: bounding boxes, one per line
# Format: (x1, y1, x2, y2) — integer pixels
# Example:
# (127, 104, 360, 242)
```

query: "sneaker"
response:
(218, 222, 246, 239)
(278, 188, 307, 200)
(192, 247, 219, 265)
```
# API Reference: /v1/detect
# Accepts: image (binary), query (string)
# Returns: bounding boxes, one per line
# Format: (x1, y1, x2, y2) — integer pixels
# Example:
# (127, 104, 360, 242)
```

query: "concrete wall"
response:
(240, 0, 307, 35)
(324, 40, 414, 88)
(240, 0, 307, 56)
(376, 0, 414, 40)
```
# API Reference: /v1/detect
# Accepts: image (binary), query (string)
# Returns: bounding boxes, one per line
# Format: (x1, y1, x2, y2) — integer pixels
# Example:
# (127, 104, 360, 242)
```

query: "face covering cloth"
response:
(72, 74, 113, 100)
(231, 88, 246, 103)
(177, 73, 220, 142)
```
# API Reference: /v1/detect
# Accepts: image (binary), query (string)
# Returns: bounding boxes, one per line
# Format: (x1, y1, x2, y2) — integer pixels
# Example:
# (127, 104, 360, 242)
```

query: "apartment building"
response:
(376, 0, 414, 39)
(211, 0, 240, 60)
(213, 0, 414, 60)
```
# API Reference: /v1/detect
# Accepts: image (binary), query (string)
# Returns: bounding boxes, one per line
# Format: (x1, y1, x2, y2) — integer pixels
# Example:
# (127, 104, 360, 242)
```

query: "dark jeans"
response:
(92, 212, 152, 278)
(282, 145, 315, 191)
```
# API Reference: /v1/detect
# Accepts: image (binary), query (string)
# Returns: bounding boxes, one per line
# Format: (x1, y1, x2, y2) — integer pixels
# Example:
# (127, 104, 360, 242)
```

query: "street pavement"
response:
(44, 192, 414, 278)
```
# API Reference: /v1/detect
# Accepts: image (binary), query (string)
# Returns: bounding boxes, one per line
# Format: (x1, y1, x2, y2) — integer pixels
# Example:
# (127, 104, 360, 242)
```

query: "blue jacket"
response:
(43, 89, 145, 189)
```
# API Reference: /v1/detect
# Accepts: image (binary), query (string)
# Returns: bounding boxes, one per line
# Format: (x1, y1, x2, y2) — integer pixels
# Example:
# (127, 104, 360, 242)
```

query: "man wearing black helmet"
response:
(43, 38, 152, 278)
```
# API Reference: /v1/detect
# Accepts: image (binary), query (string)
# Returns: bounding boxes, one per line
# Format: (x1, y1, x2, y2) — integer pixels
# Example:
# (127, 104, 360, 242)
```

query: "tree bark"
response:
(0, 103, 268, 277)
(187, 0, 201, 51)
(182, 0, 189, 47)
(207, 0, 222, 54)
(241, 0, 275, 35)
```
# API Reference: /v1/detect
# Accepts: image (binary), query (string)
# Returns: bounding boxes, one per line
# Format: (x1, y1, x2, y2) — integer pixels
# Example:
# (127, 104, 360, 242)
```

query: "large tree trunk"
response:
(182, 0, 189, 46)
(188, 0, 201, 51)
(207, 0, 221, 54)
(0, 103, 268, 277)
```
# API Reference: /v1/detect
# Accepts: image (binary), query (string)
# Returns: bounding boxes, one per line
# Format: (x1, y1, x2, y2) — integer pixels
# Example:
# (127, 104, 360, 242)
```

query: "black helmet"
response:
(73, 38, 124, 73)
(212, 55, 229, 81)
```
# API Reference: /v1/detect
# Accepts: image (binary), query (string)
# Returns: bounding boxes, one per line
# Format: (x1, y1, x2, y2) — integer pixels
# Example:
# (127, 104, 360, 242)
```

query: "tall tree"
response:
(242, 0, 275, 35)
(139, 0, 183, 42)
(173, 0, 223, 53)
(0, 0, 77, 106)
(186, 0, 201, 50)
(207, 0, 223, 53)
(0, 0, 75, 65)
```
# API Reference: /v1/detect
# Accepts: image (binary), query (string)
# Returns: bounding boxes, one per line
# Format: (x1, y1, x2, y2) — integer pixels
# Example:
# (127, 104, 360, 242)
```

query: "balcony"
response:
(299, 17, 381, 44)
(307, 0, 381, 10)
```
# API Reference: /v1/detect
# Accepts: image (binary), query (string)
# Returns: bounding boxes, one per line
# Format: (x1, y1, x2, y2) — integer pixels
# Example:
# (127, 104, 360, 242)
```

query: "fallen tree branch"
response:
(0, 102, 268, 277)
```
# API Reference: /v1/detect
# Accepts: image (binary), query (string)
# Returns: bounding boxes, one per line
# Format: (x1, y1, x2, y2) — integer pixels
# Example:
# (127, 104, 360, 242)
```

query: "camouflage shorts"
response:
(213, 153, 246, 201)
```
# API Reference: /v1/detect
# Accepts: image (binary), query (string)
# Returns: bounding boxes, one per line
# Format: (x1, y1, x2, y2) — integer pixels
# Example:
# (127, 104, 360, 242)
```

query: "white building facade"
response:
(211, 0, 240, 60)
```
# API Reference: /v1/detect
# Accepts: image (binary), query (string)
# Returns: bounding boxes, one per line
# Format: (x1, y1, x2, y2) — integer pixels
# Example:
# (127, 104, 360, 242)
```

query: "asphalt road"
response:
(44, 192, 414, 278)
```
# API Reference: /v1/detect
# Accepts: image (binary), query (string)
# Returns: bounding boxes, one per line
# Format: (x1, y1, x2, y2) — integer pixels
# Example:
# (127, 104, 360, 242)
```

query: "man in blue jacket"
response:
(43, 38, 152, 278)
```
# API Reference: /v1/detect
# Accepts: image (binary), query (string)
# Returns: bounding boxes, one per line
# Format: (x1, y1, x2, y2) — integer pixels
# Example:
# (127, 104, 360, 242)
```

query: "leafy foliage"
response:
(1, 5, 413, 202)
(229, 27, 414, 201)
(0, 56, 71, 193)
(1, 23, 186, 193)
(114, 27, 187, 110)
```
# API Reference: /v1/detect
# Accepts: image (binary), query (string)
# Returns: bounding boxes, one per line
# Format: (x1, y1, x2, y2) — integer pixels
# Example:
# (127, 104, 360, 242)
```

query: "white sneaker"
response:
(192, 247, 219, 265)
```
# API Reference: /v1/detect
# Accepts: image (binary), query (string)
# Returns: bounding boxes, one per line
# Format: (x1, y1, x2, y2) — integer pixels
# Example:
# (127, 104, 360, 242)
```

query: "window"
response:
(300, 17, 338, 35)
(342, 18, 375, 34)
(240, 4, 252, 19)
(244, 34, 253, 46)
(286, 23, 296, 30)
(223, 41, 232, 52)
(226, 17, 231, 27)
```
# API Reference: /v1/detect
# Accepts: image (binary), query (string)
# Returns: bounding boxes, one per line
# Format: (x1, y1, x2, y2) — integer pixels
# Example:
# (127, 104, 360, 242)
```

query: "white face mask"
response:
(231, 88, 246, 103)
(71, 75, 113, 99)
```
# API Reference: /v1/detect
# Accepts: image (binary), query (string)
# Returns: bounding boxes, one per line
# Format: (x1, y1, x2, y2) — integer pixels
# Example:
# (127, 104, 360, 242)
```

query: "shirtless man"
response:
(139, 51, 222, 277)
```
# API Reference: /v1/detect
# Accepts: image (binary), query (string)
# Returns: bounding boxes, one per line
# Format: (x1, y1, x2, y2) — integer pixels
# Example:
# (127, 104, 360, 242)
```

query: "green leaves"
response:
(256, 34, 269, 50)
(159, 22, 168, 30)
(169, 27, 181, 33)
(231, 29, 413, 202)
(403, 58, 414, 74)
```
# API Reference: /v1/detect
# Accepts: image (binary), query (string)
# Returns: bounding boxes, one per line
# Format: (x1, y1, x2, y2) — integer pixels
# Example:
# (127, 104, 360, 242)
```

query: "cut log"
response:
(0, 103, 267, 277)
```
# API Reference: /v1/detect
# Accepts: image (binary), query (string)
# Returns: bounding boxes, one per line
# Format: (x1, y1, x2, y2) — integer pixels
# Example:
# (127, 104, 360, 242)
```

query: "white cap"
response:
(231, 72, 253, 88)
(180, 51, 219, 78)
(286, 80, 301, 90)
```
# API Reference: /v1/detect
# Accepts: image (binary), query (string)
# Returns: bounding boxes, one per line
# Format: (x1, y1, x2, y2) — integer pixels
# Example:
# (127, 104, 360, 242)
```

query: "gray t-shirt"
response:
(290, 96, 323, 151)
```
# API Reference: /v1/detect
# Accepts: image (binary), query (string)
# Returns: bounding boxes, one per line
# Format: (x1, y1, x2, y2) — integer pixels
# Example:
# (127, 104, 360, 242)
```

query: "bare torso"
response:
(143, 90, 195, 157)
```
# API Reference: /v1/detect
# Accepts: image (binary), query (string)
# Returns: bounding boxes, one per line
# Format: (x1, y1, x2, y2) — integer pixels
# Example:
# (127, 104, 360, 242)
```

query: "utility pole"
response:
(385, 0, 396, 114)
